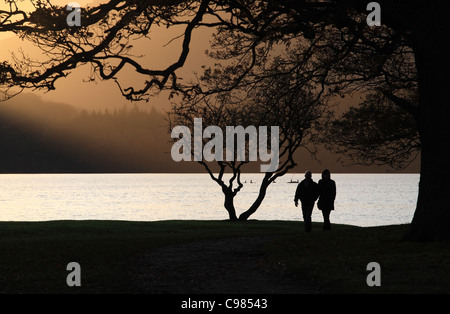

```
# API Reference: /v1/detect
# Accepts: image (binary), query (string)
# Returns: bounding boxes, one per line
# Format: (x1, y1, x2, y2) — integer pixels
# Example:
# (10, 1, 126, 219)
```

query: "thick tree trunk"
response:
(239, 174, 271, 221)
(407, 144, 450, 241)
(404, 28, 450, 241)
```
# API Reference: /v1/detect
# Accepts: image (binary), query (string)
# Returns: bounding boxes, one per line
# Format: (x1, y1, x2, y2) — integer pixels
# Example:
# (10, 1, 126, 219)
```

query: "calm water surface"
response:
(0, 173, 419, 226)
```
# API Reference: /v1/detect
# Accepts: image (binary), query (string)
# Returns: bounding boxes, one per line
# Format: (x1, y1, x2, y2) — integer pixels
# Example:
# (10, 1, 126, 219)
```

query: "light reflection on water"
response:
(0, 173, 419, 226)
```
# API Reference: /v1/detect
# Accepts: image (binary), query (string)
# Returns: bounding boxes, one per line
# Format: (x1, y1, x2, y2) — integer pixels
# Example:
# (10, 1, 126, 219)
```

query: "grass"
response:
(0, 220, 449, 293)
(265, 223, 450, 293)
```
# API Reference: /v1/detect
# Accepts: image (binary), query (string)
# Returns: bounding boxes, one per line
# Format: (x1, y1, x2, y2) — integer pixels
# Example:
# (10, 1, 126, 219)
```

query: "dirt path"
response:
(130, 236, 319, 294)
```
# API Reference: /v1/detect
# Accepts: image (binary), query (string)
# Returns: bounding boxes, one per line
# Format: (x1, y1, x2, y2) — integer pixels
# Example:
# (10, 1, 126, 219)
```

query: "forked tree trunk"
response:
(404, 28, 450, 241)
(223, 187, 238, 221)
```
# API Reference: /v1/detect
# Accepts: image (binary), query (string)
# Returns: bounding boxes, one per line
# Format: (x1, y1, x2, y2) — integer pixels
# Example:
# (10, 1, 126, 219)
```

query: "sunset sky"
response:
(0, 1, 420, 173)
(0, 0, 213, 111)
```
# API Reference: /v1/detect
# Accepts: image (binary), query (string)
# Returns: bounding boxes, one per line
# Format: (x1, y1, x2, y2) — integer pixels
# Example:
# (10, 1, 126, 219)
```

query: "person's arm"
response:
(332, 181, 336, 201)
(314, 182, 320, 201)
(294, 184, 302, 206)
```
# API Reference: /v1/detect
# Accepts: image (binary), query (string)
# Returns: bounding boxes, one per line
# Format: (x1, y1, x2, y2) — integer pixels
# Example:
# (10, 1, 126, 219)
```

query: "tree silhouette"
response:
(1, 0, 450, 240)
(169, 51, 326, 220)
(317, 91, 420, 170)
(1, 0, 211, 99)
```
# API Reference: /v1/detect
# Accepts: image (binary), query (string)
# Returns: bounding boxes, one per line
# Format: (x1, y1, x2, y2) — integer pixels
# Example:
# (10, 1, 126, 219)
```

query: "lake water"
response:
(0, 173, 419, 226)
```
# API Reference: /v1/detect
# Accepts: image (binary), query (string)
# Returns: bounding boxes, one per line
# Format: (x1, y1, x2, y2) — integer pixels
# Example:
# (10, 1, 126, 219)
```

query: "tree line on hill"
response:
(0, 100, 180, 173)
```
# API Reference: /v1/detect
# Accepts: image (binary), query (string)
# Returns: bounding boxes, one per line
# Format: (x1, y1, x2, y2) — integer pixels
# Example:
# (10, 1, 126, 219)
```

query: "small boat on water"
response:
(287, 173, 300, 183)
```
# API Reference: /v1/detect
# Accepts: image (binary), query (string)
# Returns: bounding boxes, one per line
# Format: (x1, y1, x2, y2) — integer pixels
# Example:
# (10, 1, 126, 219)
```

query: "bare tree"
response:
(169, 56, 326, 220)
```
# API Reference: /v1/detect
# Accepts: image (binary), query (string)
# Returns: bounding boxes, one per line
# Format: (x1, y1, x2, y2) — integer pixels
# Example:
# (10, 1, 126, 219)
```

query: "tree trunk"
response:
(239, 174, 271, 221)
(404, 28, 450, 241)
(223, 188, 238, 221)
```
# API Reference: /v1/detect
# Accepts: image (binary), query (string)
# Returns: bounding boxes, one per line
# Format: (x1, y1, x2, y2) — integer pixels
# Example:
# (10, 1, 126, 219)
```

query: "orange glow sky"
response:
(0, 0, 214, 111)
(0, 1, 420, 173)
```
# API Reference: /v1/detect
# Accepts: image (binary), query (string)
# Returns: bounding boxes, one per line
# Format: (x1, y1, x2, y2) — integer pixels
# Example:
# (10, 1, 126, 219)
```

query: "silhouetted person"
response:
(294, 171, 319, 232)
(317, 169, 336, 230)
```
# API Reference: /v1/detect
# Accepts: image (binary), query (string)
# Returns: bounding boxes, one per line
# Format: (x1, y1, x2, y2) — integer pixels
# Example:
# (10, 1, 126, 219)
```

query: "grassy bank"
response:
(0, 220, 449, 293)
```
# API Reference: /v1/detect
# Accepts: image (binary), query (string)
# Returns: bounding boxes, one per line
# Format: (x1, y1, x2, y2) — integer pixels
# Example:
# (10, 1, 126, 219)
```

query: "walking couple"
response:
(294, 169, 336, 232)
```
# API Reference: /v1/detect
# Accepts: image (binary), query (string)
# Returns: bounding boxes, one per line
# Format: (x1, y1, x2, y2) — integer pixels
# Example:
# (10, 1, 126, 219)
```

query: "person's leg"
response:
(305, 216, 312, 232)
(322, 209, 331, 230)
(302, 203, 313, 232)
